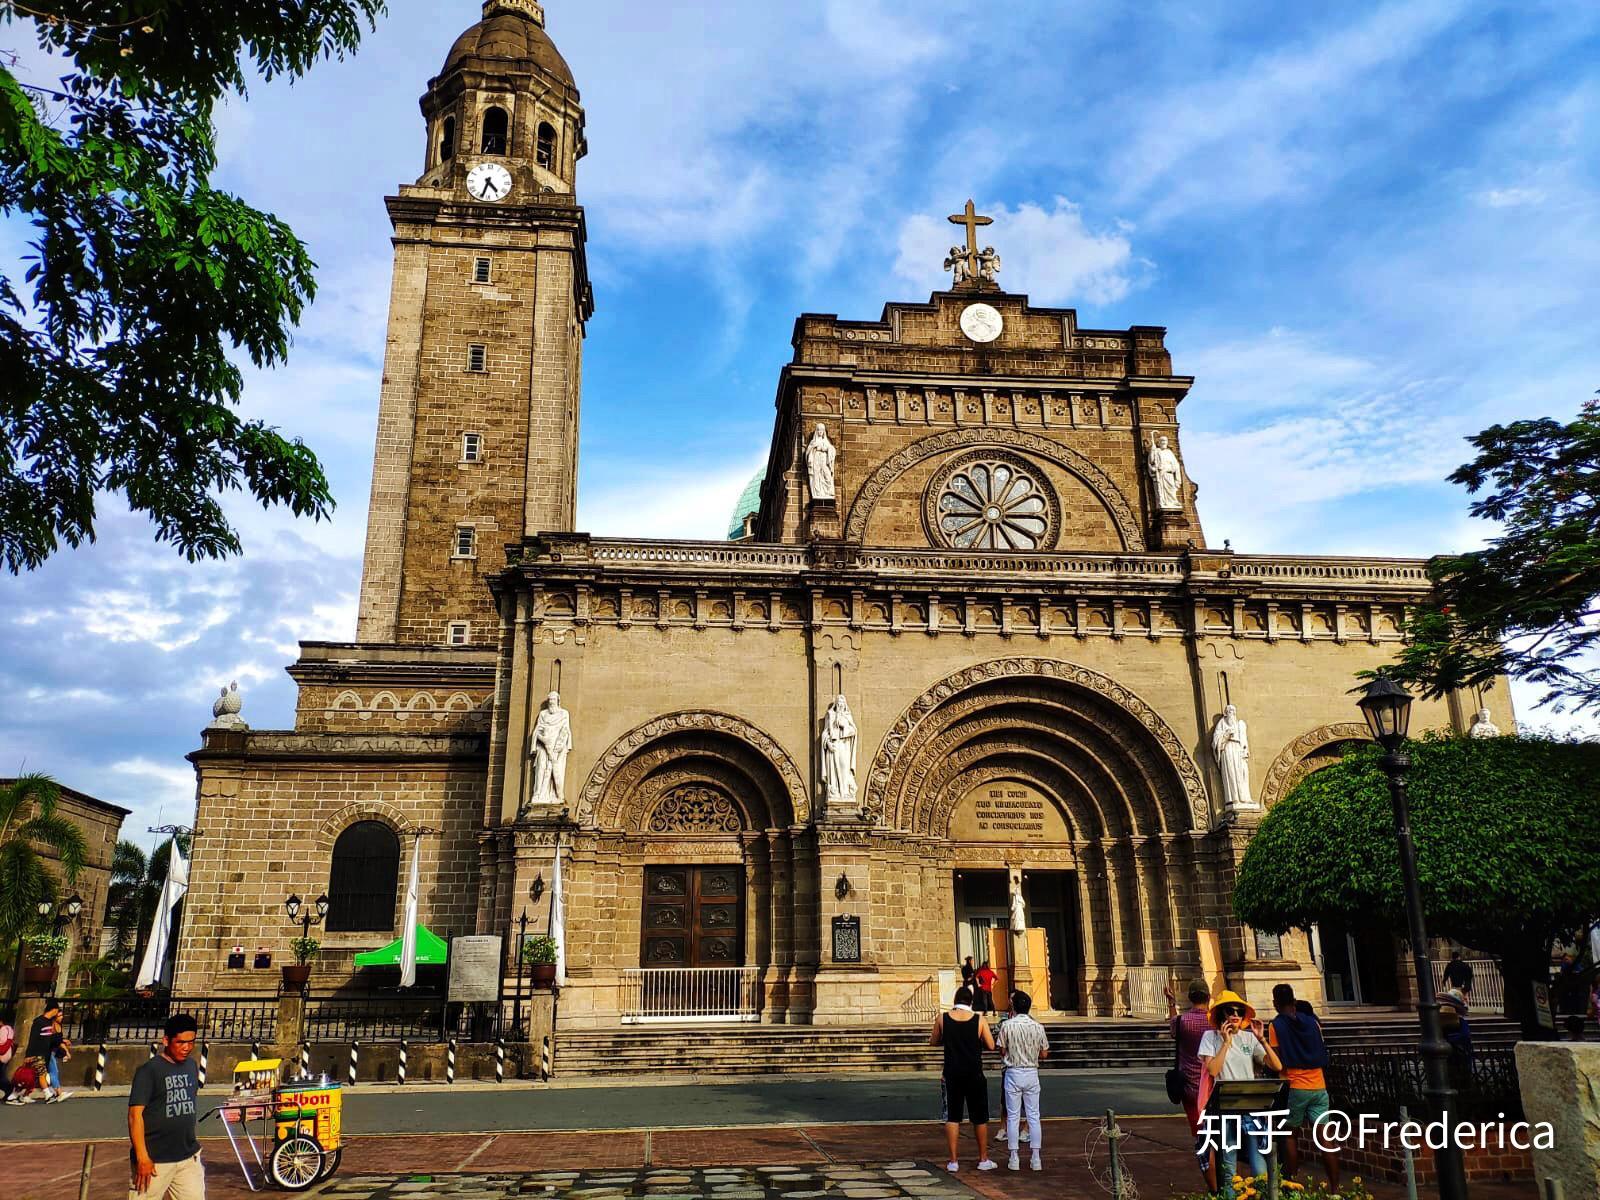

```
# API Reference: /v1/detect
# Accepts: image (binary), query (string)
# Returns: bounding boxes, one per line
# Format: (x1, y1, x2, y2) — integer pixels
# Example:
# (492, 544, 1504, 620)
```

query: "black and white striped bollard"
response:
(396, 1039, 407, 1086)
(347, 1039, 359, 1087)
(93, 1045, 107, 1092)
(249, 1040, 261, 1062)
(149, 1041, 159, 1059)
(299, 1041, 310, 1080)
(540, 1034, 551, 1081)
(445, 1037, 457, 1085)
(198, 1040, 208, 1087)
(494, 1037, 505, 1084)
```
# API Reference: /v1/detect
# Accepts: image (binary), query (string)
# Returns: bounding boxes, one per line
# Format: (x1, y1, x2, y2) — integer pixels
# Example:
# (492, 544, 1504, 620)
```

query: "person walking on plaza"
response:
(931, 985, 998, 1174)
(961, 956, 976, 989)
(996, 989, 1048, 1171)
(129, 1013, 205, 1200)
(1441, 950, 1474, 997)
(1198, 990, 1281, 1187)
(25, 1000, 70, 1102)
(1267, 984, 1339, 1187)
(1167, 980, 1216, 1189)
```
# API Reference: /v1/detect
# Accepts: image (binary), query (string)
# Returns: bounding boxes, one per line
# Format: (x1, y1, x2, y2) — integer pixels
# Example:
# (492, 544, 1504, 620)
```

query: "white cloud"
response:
(892, 198, 1144, 306)
(1476, 186, 1547, 208)
(1181, 328, 1376, 418)
(579, 454, 769, 541)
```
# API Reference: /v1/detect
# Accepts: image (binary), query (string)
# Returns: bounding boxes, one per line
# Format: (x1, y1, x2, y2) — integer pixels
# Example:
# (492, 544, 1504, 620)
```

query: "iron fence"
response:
(1324, 1044, 1522, 1123)
(59, 996, 277, 1044)
(304, 996, 525, 1043)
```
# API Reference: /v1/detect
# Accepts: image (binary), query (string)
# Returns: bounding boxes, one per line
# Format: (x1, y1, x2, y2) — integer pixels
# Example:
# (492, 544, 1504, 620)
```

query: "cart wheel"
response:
(269, 1136, 324, 1191)
(317, 1148, 343, 1180)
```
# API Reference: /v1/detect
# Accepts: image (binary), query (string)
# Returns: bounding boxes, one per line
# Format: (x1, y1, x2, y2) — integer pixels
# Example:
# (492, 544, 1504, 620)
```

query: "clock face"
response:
(466, 163, 513, 202)
(960, 302, 1003, 344)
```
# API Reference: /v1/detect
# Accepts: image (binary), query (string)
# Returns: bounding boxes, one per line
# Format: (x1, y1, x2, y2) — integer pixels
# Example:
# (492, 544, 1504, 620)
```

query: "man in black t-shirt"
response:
(1441, 951, 1474, 996)
(25, 1001, 68, 1102)
(128, 1013, 204, 1199)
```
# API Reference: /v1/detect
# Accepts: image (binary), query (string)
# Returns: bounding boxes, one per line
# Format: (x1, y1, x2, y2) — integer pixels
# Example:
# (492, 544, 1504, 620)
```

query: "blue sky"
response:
(3, 0, 1599, 852)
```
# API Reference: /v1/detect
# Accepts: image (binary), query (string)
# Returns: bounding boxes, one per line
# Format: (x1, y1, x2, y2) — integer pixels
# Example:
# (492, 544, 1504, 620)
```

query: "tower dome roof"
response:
(444, 0, 574, 88)
(728, 467, 766, 540)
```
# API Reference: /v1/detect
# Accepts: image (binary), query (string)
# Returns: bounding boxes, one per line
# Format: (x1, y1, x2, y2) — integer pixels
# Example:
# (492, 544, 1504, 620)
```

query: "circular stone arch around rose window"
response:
(926, 450, 1061, 551)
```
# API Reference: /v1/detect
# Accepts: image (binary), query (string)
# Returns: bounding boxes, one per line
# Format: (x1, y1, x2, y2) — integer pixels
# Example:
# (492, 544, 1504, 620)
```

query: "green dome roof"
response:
(727, 467, 766, 539)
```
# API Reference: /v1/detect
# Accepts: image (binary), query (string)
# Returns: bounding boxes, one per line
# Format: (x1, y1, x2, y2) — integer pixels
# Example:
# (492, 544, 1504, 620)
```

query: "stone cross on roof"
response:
(945, 199, 1000, 288)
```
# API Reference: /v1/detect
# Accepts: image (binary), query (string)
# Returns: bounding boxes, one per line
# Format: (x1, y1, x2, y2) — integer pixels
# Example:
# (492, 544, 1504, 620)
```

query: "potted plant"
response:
(282, 936, 320, 988)
(22, 932, 69, 991)
(521, 935, 559, 988)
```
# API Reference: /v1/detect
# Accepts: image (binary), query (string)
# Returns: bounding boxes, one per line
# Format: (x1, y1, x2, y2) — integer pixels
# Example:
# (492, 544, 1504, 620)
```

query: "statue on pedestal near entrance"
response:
(1211, 704, 1255, 809)
(820, 694, 857, 809)
(1009, 882, 1027, 933)
(804, 423, 837, 503)
(1146, 435, 1184, 511)
(1469, 708, 1502, 738)
(526, 691, 572, 811)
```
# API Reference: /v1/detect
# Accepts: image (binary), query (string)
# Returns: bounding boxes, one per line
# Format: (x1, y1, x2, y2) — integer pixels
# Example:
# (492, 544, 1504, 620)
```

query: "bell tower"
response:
(355, 0, 592, 647)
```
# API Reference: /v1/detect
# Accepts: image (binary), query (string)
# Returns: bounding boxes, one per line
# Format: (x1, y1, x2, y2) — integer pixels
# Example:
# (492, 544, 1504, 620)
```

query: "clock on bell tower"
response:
(355, 0, 593, 647)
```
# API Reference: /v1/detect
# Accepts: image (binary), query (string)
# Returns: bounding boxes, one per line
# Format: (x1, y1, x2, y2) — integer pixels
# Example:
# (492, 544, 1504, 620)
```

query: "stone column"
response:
(1516, 1043, 1600, 1200)
(767, 830, 794, 1022)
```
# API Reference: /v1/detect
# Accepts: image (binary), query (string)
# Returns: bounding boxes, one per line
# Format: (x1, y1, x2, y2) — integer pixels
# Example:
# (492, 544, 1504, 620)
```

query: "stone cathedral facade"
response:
(175, 1, 1510, 1026)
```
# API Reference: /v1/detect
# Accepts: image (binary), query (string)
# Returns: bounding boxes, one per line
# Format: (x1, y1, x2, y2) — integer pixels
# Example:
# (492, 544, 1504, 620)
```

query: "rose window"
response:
(929, 457, 1055, 551)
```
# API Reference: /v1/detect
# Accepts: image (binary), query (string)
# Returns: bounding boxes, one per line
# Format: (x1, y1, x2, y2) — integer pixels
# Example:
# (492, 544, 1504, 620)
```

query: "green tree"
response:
(0, 1, 387, 571)
(1233, 734, 1600, 1040)
(0, 772, 86, 939)
(105, 837, 153, 962)
(1385, 395, 1600, 712)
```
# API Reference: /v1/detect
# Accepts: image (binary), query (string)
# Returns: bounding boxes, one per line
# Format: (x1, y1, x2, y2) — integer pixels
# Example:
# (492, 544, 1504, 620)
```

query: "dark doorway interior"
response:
(1024, 871, 1081, 1012)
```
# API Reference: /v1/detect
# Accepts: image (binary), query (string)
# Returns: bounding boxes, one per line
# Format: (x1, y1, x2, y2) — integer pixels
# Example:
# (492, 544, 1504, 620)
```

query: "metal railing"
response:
(1324, 1045, 1522, 1122)
(1123, 965, 1175, 1018)
(1430, 957, 1506, 1015)
(303, 996, 526, 1043)
(620, 966, 761, 1023)
(899, 976, 939, 1024)
(59, 996, 278, 1044)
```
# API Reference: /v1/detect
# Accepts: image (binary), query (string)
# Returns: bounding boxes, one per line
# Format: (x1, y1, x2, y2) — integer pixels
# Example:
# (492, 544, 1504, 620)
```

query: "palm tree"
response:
(1, 773, 88, 1006)
(106, 840, 155, 964)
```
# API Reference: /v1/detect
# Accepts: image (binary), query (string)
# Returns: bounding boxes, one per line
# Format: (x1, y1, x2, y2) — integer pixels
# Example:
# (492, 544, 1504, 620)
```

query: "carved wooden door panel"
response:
(641, 865, 743, 968)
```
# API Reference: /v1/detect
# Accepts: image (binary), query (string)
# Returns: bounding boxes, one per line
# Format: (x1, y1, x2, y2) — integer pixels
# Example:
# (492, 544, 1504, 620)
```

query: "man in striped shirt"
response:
(996, 990, 1049, 1171)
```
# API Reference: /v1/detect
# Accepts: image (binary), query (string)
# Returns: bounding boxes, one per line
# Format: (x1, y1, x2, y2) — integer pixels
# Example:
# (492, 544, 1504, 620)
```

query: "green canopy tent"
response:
(352, 925, 449, 968)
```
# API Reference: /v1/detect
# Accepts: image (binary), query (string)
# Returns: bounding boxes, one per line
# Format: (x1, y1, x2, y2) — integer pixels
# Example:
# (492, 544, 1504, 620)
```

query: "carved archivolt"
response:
(1257, 722, 1369, 810)
(577, 711, 810, 826)
(864, 658, 1207, 830)
(315, 801, 415, 851)
(843, 427, 1146, 550)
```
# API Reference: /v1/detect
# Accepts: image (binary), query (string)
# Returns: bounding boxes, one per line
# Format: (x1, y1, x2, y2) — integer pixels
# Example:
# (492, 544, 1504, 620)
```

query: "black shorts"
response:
(941, 1072, 989, 1125)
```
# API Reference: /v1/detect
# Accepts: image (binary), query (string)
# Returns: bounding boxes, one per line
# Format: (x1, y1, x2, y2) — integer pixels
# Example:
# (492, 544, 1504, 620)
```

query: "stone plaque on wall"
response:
(448, 935, 504, 1003)
(949, 782, 1071, 843)
(832, 915, 862, 963)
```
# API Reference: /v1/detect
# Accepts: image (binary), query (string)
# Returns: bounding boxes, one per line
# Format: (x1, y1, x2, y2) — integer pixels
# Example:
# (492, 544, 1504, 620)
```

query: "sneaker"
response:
(1030, 1155, 1043, 1172)
(977, 1160, 999, 1171)
(4, 1097, 24, 1106)
(1007, 1154, 1020, 1172)
(946, 1162, 960, 1174)
(995, 1128, 1008, 1144)
(56, 1091, 73, 1101)
(1019, 1129, 1030, 1143)
(45, 1093, 62, 1104)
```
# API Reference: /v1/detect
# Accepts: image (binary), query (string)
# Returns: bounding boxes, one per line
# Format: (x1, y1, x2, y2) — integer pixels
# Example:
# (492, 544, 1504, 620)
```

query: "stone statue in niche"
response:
(944, 245, 973, 285)
(820, 694, 857, 808)
(1211, 704, 1255, 809)
(1146, 435, 1184, 511)
(1469, 708, 1502, 738)
(978, 246, 1002, 284)
(1009, 881, 1027, 933)
(804, 423, 837, 502)
(525, 691, 572, 810)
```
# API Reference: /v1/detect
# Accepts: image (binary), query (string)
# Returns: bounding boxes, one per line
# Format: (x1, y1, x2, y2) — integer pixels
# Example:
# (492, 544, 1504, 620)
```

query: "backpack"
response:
(0, 1024, 13, 1065)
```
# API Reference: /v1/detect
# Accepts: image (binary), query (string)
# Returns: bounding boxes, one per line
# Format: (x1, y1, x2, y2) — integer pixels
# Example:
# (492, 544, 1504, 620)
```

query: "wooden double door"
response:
(640, 865, 743, 968)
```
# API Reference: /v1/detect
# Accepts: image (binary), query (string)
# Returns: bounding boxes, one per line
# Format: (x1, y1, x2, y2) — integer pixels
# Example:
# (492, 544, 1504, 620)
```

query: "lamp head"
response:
(530, 873, 545, 903)
(37, 898, 53, 918)
(284, 893, 302, 920)
(834, 871, 852, 900)
(65, 892, 83, 918)
(1358, 674, 1414, 751)
(314, 893, 330, 919)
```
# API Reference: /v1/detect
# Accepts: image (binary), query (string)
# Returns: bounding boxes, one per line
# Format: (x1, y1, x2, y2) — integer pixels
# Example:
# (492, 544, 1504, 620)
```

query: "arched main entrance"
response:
(868, 659, 1206, 1016)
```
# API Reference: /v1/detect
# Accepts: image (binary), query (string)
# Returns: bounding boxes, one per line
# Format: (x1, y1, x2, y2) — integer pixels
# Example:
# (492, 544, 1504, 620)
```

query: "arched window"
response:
(440, 116, 456, 162)
(536, 122, 557, 169)
(481, 106, 509, 155)
(326, 821, 401, 932)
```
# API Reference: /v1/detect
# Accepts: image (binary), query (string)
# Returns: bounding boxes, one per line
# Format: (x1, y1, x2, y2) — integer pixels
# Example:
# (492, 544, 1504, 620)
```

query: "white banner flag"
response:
(399, 834, 422, 988)
(551, 843, 566, 987)
(136, 842, 189, 989)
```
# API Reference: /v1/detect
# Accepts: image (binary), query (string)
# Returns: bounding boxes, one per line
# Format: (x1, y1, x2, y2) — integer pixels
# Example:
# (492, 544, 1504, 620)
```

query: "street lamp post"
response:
(1357, 675, 1468, 1200)
(7, 893, 84, 1007)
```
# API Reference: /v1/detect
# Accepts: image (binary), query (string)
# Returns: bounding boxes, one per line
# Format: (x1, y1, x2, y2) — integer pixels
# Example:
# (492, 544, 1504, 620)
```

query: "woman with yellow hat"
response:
(1196, 991, 1282, 1187)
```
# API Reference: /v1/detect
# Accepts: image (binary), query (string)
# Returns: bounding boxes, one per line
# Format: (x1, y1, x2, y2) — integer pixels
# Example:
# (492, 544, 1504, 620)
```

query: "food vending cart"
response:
(208, 1059, 345, 1191)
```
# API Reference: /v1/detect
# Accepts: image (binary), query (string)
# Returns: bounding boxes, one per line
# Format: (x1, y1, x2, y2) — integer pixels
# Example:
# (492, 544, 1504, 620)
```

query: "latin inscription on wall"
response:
(950, 782, 1070, 843)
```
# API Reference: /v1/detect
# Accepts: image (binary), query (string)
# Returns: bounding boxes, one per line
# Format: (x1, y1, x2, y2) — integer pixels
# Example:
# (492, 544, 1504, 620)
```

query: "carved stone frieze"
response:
(1257, 722, 1370, 810)
(843, 427, 1146, 551)
(220, 732, 486, 757)
(646, 784, 744, 834)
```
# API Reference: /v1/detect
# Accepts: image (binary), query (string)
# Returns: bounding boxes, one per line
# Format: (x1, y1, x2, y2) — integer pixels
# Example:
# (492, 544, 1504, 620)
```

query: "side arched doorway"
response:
(867, 659, 1207, 1017)
(571, 712, 812, 1026)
